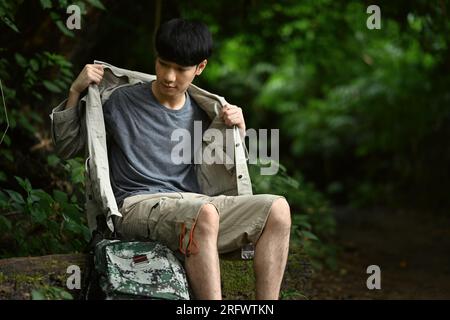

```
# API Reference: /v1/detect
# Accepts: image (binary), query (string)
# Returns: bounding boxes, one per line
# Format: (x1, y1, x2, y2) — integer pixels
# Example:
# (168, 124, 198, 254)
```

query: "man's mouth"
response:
(162, 83, 176, 89)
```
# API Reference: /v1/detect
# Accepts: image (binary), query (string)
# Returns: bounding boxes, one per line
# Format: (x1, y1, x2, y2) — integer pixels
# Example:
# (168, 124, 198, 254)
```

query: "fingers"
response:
(224, 118, 237, 126)
(71, 64, 105, 93)
(225, 113, 240, 121)
(87, 73, 101, 85)
(90, 67, 104, 78)
(85, 64, 104, 85)
(224, 108, 240, 116)
(228, 115, 241, 122)
(223, 110, 242, 124)
(222, 104, 238, 111)
(87, 64, 103, 77)
(84, 64, 103, 73)
(221, 104, 245, 127)
(222, 104, 241, 116)
(91, 74, 102, 85)
(91, 64, 104, 71)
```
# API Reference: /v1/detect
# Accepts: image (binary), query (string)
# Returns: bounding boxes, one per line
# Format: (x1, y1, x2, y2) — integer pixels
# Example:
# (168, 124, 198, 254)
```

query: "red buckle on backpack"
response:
(132, 254, 148, 264)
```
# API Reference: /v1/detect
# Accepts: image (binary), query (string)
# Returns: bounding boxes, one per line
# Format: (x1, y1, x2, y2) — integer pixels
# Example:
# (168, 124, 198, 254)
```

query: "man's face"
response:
(154, 57, 206, 98)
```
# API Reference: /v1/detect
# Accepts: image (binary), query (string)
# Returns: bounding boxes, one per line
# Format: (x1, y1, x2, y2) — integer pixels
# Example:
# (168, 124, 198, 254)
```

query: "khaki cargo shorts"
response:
(115, 192, 284, 256)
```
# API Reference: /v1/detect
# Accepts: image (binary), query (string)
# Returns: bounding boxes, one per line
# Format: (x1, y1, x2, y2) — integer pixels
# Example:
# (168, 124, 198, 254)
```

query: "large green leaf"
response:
(43, 80, 62, 93)
(15, 176, 32, 193)
(0, 215, 12, 230)
(53, 190, 68, 204)
(5, 189, 25, 205)
(86, 0, 105, 10)
(39, 0, 52, 9)
(1, 16, 19, 33)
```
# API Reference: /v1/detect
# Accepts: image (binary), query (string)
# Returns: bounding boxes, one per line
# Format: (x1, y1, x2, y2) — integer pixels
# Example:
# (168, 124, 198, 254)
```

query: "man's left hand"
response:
(221, 104, 246, 137)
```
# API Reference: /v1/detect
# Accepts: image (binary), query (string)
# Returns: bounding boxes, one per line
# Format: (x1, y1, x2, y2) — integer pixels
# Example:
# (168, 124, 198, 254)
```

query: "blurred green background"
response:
(0, 0, 449, 272)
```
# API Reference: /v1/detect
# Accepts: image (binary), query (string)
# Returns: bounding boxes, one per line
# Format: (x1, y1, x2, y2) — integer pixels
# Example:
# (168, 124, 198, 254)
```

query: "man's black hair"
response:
(155, 18, 213, 67)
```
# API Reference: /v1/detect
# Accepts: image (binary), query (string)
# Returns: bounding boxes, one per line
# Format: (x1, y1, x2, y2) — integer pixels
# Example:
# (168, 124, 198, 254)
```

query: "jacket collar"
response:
(93, 60, 227, 120)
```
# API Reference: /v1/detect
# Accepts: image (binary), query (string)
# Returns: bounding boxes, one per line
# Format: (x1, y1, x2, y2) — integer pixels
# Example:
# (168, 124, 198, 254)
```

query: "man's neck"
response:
(151, 81, 186, 110)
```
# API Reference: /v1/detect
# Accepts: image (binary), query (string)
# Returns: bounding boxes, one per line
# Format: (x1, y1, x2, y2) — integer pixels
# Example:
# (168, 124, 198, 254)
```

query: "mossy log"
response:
(0, 246, 312, 300)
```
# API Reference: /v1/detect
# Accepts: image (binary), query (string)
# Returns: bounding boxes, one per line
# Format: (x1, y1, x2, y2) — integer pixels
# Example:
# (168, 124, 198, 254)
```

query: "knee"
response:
(268, 198, 291, 231)
(195, 203, 220, 238)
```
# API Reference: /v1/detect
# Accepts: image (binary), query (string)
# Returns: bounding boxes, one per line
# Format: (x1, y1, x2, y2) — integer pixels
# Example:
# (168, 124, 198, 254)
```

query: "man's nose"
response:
(164, 68, 176, 83)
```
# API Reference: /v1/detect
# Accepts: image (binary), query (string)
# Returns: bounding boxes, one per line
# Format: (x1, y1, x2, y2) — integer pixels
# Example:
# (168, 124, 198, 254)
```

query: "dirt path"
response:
(308, 207, 450, 299)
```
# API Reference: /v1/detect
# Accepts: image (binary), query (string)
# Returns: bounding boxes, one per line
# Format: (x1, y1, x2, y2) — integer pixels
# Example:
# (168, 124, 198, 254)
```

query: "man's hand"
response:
(65, 64, 104, 109)
(221, 104, 246, 138)
(71, 64, 104, 94)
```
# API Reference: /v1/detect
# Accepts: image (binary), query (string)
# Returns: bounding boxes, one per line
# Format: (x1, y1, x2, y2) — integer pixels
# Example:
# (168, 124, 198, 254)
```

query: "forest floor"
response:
(1, 207, 449, 300)
(306, 207, 450, 299)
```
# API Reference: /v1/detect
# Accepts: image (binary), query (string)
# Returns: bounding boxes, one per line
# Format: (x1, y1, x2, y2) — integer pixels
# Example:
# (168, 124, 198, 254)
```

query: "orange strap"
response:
(179, 221, 199, 256)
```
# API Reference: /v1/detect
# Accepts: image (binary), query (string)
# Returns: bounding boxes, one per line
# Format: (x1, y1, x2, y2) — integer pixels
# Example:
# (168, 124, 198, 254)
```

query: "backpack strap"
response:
(79, 215, 110, 300)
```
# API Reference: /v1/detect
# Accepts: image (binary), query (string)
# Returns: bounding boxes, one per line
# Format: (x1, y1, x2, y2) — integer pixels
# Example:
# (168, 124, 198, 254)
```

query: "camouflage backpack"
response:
(93, 239, 190, 300)
(80, 231, 191, 300)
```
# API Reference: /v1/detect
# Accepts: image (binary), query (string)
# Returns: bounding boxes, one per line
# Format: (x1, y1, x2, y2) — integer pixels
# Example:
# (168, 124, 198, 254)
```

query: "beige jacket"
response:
(50, 60, 253, 233)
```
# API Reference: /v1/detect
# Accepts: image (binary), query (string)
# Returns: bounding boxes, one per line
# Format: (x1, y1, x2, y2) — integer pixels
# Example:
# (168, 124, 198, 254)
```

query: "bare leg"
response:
(184, 203, 222, 300)
(254, 198, 291, 299)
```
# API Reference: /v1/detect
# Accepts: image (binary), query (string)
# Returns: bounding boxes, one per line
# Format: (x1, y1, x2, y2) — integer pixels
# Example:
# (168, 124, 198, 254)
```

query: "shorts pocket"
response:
(119, 199, 161, 241)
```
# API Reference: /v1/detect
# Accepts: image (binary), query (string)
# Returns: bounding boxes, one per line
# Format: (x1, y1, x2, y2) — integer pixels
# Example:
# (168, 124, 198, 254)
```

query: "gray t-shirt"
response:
(103, 82, 211, 208)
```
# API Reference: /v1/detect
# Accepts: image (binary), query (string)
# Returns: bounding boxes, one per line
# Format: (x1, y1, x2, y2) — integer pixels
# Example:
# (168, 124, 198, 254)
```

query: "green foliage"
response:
(31, 286, 73, 300)
(280, 289, 308, 300)
(64, 158, 86, 187)
(0, 161, 89, 258)
(183, 0, 450, 210)
(0, 0, 105, 145)
(0, 0, 107, 258)
(0, 0, 21, 33)
(1, 51, 73, 140)
(220, 259, 255, 299)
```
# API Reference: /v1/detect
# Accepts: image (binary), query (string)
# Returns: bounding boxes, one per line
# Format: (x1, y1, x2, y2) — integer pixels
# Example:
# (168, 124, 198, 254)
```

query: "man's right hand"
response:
(65, 64, 104, 109)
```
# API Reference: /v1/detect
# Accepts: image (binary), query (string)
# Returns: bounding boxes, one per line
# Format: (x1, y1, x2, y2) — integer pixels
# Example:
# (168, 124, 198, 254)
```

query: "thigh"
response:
(117, 193, 182, 241)
(207, 194, 286, 254)
(118, 192, 210, 254)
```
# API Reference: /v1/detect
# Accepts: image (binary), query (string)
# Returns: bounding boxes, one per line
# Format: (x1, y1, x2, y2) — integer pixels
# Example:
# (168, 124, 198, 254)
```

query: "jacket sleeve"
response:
(49, 98, 87, 160)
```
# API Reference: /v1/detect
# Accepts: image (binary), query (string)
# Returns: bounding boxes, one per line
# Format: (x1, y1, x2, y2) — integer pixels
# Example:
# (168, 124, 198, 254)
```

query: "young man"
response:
(60, 18, 290, 300)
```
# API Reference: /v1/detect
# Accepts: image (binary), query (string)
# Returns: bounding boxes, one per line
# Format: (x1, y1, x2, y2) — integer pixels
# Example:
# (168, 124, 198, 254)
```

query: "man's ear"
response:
(195, 60, 208, 76)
